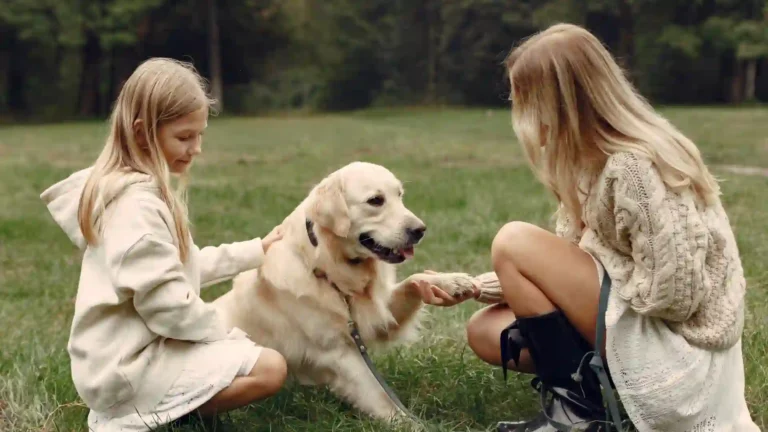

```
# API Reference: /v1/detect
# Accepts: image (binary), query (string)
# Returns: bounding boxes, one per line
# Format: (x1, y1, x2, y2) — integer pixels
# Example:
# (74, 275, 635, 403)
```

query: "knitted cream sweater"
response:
(476, 151, 746, 351)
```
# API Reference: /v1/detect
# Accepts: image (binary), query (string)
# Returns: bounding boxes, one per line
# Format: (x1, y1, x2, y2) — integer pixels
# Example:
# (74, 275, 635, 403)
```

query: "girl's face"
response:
(157, 106, 208, 173)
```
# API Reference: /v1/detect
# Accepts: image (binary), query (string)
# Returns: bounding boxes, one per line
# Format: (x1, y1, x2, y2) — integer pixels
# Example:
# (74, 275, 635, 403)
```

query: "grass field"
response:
(1, 106, 767, 431)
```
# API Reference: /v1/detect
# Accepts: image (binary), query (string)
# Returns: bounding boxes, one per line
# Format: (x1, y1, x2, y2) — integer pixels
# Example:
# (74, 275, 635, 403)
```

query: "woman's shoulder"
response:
(597, 151, 667, 198)
(602, 151, 655, 180)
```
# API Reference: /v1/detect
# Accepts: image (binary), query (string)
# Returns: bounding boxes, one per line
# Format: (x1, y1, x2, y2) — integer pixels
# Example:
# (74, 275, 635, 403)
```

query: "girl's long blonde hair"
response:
(78, 57, 214, 262)
(505, 23, 720, 236)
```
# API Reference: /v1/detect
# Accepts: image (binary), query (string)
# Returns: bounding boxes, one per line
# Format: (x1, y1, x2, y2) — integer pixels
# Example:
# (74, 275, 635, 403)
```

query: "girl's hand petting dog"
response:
(262, 224, 284, 253)
(407, 270, 480, 307)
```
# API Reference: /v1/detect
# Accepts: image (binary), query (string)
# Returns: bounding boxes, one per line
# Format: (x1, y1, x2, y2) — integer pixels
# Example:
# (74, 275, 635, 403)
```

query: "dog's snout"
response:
(406, 225, 427, 243)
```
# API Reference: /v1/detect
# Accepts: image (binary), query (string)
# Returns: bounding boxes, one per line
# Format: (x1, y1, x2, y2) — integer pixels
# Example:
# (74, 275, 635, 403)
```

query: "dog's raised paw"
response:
(411, 272, 477, 297)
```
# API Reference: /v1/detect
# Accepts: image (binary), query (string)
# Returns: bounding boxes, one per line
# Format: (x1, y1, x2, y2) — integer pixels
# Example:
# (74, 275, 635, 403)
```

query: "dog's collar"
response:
(305, 219, 319, 247)
(312, 264, 352, 314)
(305, 218, 364, 265)
(306, 219, 343, 294)
(312, 267, 336, 288)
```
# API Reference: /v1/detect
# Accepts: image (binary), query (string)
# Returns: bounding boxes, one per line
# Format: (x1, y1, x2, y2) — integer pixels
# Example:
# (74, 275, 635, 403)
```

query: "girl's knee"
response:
(250, 348, 288, 395)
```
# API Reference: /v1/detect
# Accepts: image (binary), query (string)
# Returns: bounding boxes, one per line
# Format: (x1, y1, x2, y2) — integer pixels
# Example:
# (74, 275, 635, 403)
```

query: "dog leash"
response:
(310, 266, 420, 422)
(306, 219, 420, 423)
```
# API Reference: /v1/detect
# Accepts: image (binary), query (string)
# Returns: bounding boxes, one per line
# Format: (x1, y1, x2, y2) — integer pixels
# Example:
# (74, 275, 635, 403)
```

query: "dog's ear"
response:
(307, 174, 351, 238)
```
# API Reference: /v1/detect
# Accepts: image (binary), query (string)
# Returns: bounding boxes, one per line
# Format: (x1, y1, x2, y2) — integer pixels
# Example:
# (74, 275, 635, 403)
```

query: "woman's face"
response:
(157, 107, 208, 173)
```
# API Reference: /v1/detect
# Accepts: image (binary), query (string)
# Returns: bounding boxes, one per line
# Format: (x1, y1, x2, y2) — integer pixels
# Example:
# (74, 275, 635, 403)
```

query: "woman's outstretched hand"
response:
(408, 270, 480, 307)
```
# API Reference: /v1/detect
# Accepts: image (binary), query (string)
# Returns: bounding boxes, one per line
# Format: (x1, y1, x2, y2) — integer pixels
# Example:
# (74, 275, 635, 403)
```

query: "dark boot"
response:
(496, 309, 610, 432)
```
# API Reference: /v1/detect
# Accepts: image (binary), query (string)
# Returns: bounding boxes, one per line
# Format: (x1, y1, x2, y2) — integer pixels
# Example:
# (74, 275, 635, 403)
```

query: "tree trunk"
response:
(743, 58, 757, 102)
(107, 45, 118, 107)
(7, 33, 26, 113)
(137, 14, 152, 59)
(617, 0, 635, 74)
(424, 0, 439, 104)
(77, 31, 103, 117)
(728, 58, 744, 104)
(207, 0, 224, 111)
(48, 6, 63, 86)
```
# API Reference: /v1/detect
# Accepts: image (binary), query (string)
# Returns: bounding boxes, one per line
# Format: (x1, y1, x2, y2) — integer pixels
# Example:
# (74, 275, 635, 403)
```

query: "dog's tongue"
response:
(403, 246, 415, 259)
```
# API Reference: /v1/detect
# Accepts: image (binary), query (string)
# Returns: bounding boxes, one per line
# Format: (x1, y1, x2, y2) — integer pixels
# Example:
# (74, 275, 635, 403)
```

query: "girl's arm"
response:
(116, 233, 230, 342)
(197, 239, 265, 288)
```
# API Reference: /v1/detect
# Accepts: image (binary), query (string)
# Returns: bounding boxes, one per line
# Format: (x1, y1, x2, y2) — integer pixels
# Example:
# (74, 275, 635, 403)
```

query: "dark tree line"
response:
(1, 0, 767, 120)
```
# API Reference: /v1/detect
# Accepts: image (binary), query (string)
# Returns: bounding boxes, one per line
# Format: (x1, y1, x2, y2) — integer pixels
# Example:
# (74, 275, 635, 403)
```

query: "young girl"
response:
(40, 57, 287, 430)
(464, 24, 760, 431)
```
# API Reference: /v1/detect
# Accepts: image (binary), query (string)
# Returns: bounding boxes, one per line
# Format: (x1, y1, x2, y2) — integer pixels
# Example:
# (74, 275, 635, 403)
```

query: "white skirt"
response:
(590, 256, 760, 432)
(86, 338, 263, 432)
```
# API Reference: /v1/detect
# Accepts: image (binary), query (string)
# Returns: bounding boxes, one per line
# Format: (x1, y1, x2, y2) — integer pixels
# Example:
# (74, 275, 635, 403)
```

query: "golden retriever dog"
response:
(213, 161, 477, 421)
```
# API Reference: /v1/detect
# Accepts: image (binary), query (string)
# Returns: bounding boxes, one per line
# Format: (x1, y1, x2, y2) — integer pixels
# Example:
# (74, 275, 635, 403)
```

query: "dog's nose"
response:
(407, 225, 426, 243)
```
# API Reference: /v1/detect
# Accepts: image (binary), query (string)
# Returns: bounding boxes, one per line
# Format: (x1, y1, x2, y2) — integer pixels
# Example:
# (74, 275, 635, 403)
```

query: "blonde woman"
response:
(465, 24, 759, 431)
(41, 58, 287, 430)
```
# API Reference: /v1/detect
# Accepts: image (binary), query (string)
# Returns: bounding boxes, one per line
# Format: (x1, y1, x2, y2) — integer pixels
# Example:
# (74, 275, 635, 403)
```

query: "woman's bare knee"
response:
(249, 348, 288, 396)
(491, 221, 541, 269)
(490, 222, 556, 316)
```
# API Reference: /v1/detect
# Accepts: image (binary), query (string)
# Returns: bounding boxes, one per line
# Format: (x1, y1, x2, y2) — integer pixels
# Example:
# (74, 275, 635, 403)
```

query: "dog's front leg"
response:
(377, 272, 479, 342)
(326, 346, 405, 422)
(375, 278, 424, 342)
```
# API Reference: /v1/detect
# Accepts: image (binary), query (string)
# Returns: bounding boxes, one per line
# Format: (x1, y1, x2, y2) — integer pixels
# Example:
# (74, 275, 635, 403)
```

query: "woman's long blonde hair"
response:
(78, 57, 214, 262)
(505, 23, 720, 236)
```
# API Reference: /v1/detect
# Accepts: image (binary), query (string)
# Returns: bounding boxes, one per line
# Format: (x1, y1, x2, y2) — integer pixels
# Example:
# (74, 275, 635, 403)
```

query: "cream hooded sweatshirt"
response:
(41, 168, 265, 416)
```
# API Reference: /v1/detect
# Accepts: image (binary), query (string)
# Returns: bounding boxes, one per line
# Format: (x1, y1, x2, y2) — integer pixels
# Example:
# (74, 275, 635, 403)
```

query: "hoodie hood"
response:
(40, 167, 157, 249)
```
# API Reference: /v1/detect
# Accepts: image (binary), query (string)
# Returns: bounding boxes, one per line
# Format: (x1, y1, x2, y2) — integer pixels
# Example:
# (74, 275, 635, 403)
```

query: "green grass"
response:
(1, 106, 766, 431)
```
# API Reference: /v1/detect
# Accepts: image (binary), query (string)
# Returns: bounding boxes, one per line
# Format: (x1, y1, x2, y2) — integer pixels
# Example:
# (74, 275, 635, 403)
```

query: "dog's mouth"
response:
(358, 233, 415, 264)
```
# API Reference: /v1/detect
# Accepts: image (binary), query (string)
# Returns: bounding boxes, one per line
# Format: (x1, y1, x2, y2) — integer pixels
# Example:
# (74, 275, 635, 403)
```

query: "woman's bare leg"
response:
(466, 221, 604, 370)
(490, 221, 603, 351)
(196, 347, 288, 416)
(475, 221, 609, 430)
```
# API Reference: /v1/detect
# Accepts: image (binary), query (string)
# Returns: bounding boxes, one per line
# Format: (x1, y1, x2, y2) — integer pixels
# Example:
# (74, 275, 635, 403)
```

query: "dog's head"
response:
(306, 162, 426, 264)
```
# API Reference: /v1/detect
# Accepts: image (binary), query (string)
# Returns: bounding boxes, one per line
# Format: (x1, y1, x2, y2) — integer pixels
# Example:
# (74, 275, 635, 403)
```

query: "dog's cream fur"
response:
(213, 162, 475, 421)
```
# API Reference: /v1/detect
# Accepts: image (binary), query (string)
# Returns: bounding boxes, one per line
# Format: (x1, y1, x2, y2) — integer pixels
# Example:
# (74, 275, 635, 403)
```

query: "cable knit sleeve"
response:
(474, 271, 505, 304)
(610, 154, 708, 322)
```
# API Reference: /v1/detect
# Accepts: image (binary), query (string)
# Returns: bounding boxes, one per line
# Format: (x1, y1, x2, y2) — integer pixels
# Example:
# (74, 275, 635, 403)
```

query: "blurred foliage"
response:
(0, 0, 766, 119)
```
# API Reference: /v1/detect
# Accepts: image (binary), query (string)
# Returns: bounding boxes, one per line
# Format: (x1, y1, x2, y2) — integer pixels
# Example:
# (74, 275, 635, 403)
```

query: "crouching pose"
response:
(41, 58, 287, 431)
(465, 23, 760, 432)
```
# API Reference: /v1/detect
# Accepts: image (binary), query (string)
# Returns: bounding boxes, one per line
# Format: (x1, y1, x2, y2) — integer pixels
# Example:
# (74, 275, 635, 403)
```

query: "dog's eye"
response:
(367, 195, 385, 207)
